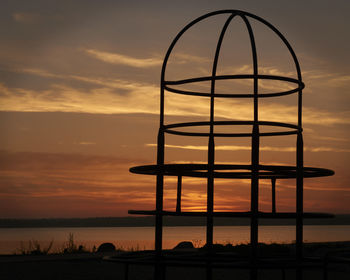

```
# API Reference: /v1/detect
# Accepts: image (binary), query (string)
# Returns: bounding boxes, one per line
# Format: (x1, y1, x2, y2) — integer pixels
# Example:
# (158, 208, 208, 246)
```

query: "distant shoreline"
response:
(1, 215, 350, 228)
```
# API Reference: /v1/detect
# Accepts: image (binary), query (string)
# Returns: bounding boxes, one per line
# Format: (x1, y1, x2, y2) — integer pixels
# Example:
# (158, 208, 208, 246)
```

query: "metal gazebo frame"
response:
(125, 10, 334, 280)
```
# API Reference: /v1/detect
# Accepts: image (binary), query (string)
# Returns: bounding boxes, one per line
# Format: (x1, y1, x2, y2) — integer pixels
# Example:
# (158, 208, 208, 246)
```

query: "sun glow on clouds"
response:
(0, 151, 252, 216)
(84, 49, 163, 68)
(0, 1, 349, 218)
(146, 144, 350, 153)
(0, 151, 156, 217)
(84, 49, 211, 68)
(0, 150, 347, 217)
(77, 142, 96, 145)
(1, 61, 349, 126)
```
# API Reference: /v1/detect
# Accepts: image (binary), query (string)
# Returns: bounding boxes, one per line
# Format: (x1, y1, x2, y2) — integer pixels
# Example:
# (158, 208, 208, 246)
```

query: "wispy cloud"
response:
(84, 49, 162, 68)
(220, 64, 350, 91)
(20, 68, 63, 78)
(12, 12, 61, 24)
(224, 64, 295, 77)
(0, 151, 155, 217)
(12, 12, 42, 24)
(329, 75, 350, 86)
(0, 150, 348, 217)
(77, 142, 96, 145)
(1, 77, 349, 126)
(312, 135, 349, 142)
(172, 53, 211, 64)
(2, 67, 350, 126)
(0, 79, 159, 114)
(304, 70, 350, 87)
(18, 67, 154, 91)
(306, 147, 350, 152)
(146, 143, 350, 153)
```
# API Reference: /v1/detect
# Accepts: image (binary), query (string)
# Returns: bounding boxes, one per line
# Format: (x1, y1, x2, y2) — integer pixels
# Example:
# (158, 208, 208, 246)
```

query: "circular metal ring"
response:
(164, 74, 304, 98)
(130, 164, 334, 179)
(163, 121, 300, 137)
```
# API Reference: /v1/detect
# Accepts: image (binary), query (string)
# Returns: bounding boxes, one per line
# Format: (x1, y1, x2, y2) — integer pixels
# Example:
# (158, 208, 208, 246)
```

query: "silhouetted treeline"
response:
(0, 215, 349, 228)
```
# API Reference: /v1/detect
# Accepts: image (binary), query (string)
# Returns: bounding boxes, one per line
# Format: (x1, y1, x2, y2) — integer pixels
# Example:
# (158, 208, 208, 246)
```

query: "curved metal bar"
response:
(240, 16, 259, 264)
(160, 10, 303, 81)
(160, 10, 233, 126)
(160, 10, 304, 130)
(164, 85, 302, 98)
(207, 12, 236, 251)
(165, 74, 304, 85)
(164, 130, 298, 137)
(165, 120, 299, 129)
(240, 15, 258, 120)
(162, 120, 299, 137)
(242, 11, 304, 127)
(164, 129, 298, 137)
(164, 74, 304, 98)
(130, 164, 334, 179)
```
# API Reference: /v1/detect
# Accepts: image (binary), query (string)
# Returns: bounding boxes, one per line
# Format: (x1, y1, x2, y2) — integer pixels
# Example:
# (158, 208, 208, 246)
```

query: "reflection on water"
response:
(0, 225, 349, 254)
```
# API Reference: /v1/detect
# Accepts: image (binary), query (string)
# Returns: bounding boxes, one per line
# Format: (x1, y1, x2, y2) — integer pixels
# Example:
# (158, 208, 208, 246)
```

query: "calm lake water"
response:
(0, 225, 349, 254)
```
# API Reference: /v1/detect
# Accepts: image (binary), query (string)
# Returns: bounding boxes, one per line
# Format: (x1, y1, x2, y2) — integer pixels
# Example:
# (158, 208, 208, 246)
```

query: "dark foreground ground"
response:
(0, 242, 349, 280)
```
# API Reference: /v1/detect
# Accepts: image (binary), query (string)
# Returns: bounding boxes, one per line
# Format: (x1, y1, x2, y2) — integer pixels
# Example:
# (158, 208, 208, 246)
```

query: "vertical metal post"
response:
(176, 176, 182, 213)
(251, 123, 260, 279)
(207, 136, 214, 251)
(207, 14, 235, 280)
(206, 72, 215, 280)
(296, 40, 303, 278)
(241, 14, 259, 280)
(157, 30, 167, 279)
(272, 178, 276, 213)
(296, 132, 304, 279)
(206, 14, 235, 256)
(155, 128, 164, 280)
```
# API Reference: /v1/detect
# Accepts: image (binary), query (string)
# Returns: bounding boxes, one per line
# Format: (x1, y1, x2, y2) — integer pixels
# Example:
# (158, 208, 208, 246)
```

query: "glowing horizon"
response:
(0, 0, 349, 218)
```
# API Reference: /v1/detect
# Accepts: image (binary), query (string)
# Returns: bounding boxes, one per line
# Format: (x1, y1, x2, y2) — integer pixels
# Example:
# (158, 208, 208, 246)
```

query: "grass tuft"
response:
(18, 239, 54, 255)
(16, 233, 94, 255)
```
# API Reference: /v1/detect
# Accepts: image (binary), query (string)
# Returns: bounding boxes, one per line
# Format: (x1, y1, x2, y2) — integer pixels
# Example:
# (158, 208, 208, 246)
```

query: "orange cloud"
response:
(0, 150, 348, 217)
(2, 66, 349, 126)
(0, 151, 156, 217)
(146, 143, 350, 153)
(84, 49, 162, 68)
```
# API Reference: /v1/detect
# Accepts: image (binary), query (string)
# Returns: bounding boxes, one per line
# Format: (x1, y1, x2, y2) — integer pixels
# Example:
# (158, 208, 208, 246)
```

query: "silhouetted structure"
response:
(117, 10, 335, 280)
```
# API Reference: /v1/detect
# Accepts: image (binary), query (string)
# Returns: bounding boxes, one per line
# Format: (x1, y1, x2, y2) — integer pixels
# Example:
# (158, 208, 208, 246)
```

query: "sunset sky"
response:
(0, 0, 349, 218)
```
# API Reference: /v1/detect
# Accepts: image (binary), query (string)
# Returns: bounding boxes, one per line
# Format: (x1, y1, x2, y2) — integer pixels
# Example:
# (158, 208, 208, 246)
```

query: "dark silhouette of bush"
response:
(97, 242, 116, 252)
